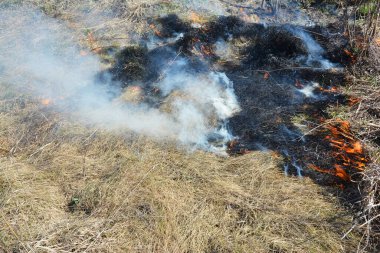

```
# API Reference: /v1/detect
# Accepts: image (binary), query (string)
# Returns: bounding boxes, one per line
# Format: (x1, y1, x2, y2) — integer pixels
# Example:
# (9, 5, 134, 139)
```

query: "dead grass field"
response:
(0, 0, 371, 252)
(0, 90, 360, 252)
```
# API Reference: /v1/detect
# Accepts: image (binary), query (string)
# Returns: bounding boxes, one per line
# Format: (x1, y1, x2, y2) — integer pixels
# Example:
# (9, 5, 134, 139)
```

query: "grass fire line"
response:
(309, 119, 369, 182)
(0, 1, 377, 252)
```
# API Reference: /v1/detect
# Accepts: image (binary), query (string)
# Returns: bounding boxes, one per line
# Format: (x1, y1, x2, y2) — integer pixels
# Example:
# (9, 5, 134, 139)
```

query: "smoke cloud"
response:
(0, 7, 240, 154)
(289, 27, 336, 69)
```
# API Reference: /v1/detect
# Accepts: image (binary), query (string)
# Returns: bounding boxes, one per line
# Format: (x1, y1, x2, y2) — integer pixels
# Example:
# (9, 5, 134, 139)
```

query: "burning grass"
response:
(0, 93, 362, 252)
(1, 0, 379, 251)
(308, 119, 369, 182)
(342, 74, 380, 251)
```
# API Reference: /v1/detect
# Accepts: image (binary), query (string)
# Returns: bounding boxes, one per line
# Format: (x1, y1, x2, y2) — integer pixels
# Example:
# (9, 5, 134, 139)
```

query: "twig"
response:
(154, 48, 183, 84)
(367, 123, 380, 128)
(296, 119, 337, 140)
(82, 129, 98, 144)
(29, 142, 54, 158)
(358, 214, 380, 228)
(355, 101, 362, 115)
(342, 222, 357, 239)
(10, 132, 25, 155)
(254, 66, 339, 73)
(0, 212, 31, 252)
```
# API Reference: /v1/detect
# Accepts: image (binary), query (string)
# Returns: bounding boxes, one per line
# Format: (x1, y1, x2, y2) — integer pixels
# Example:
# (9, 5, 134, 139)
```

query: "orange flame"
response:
(41, 98, 52, 106)
(149, 23, 163, 37)
(308, 164, 351, 181)
(334, 164, 351, 181)
(310, 119, 368, 181)
(86, 32, 102, 53)
(348, 96, 360, 106)
(343, 49, 356, 63)
(227, 139, 238, 150)
(189, 12, 204, 24)
(200, 45, 213, 56)
(319, 86, 338, 93)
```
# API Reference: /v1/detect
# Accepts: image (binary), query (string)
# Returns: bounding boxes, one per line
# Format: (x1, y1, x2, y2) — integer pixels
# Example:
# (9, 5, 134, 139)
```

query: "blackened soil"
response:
(107, 15, 362, 203)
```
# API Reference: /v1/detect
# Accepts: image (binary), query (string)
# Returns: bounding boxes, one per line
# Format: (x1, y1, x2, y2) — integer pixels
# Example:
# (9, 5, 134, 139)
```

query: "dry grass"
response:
(0, 1, 369, 252)
(356, 164, 380, 252)
(0, 90, 361, 252)
(344, 67, 380, 252)
(2, 0, 225, 50)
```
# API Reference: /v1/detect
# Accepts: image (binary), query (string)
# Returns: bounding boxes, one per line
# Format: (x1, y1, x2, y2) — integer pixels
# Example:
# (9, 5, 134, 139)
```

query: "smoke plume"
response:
(0, 7, 240, 154)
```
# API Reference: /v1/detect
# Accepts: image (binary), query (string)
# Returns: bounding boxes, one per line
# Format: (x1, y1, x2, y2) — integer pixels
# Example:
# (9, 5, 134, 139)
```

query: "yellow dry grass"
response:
(0, 95, 360, 252)
(0, 1, 365, 252)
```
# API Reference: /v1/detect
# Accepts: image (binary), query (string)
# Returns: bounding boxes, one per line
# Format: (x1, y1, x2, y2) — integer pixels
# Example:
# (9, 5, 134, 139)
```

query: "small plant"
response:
(67, 196, 80, 212)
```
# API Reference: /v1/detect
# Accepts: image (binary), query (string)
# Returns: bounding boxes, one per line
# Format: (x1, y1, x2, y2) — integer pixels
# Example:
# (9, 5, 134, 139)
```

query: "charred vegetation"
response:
(1, 1, 379, 251)
(107, 14, 367, 194)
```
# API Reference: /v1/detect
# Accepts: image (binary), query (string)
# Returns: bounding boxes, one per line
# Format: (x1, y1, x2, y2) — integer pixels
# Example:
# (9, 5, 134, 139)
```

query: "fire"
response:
(227, 139, 238, 150)
(87, 32, 96, 45)
(149, 23, 163, 37)
(200, 45, 213, 56)
(189, 11, 204, 24)
(348, 96, 360, 106)
(318, 86, 338, 93)
(343, 48, 356, 63)
(189, 37, 214, 57)
(310, 119, 369, 181)
(41, 98, 52, 106)
(334, 165, 351, 181)
(86, 32, 102, 53)
(308, 164, 351, 181)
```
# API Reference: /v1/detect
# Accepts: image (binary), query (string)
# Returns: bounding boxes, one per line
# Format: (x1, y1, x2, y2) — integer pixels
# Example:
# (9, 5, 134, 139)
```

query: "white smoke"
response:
(297, 82, 320, 98)
(214, 38, 234, 61)
(0, 7, 240, 154)
(290, 27, 336, 69)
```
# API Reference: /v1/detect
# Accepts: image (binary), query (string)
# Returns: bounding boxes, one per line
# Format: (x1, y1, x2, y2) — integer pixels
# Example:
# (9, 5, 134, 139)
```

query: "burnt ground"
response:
(104, 15, 367, 204)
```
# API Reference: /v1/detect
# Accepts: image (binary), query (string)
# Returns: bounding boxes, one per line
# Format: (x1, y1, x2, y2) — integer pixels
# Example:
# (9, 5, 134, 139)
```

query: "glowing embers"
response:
(318, 86, 338, 93)
(200, 44, 213, 56)
(325, 120, 368, 170)
(343, 48, 357, 64)
(347, 96, 361, 106)
(40, 96, 66, 106)
(308, 164, 351, 182)
(189, 37, 215, 58)
(41, 98, 53, 106)
(149, 23, 163, 37)
(309, 119, 369, 182)
(83, 31, 102, 54)
(189, 11, 206, 27)
(187, 24, 214, 57)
